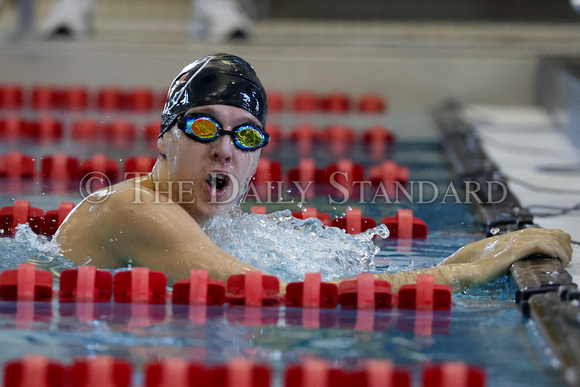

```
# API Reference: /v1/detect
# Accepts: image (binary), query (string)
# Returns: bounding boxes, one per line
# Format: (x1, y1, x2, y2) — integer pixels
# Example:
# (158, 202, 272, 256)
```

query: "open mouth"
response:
(206, 172, 230, 191)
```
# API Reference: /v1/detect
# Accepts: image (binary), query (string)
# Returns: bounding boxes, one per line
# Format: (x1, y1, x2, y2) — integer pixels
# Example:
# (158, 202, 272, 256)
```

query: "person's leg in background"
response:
(39, 0, 94, 39)
(38, 0, 266, 41)
(189, 0, 259, 43)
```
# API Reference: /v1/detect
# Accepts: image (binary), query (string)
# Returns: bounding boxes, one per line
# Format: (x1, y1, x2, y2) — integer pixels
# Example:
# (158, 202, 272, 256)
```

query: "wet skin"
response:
(55, 105, 574, 291)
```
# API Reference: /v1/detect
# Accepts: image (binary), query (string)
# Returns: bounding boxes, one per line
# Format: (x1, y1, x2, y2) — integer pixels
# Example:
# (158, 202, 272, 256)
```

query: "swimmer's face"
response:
(158, 105, 262, 221)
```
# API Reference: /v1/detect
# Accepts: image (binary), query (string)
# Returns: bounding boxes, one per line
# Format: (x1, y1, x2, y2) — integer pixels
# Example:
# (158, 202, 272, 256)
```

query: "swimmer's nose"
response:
(211, 135, 234, 163)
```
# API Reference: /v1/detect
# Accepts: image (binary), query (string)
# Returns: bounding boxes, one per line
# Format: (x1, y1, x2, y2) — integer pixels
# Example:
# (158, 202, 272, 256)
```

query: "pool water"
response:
(0, 106, 567, 386)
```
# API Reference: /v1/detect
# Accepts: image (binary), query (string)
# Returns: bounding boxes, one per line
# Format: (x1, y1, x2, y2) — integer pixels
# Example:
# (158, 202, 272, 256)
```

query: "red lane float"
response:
(0, 200, 73, 237)
(223, 358, 271, 387)
(227, 272, 282, 307)
(0, 264, 53, 302)
(59, 266, 113, 303)
(0, 153, 36, 179)
(331, 208, 376, 234)
(286, 159, 321, 196)
(146, 358, 271, 387)
(172, 269, 227, 306)
(250, 206, 267, 214)
(322, 159, 365, 193)
(397, 274, 452, 310)
(0, 200, 44, 236)
(358, 92, 388, 114)
(338, 272, 394, 310)
(252, 158, 283, 184)
(70, 356, 132, 387)
(266, 90, 285, 112)
(41, 154, 81, 180)
(98, 87, 156, 112)
(20, 115, 63, 141)
(129, 88, 154, 112)
(290, 123, 317, 155)
(320, 125, 355, 156)
(60, 85, 89, 110)
(321, 92, 351, 113)
(113, 268, 167, 304)
(79, 154, 119, 182)
(251, 158, 284, 200)
(71, 118, 101, 141)
(319, 124, 355, 143)
(104, 120, 136, 144)
(0, 115, 22, 140)
(286, 358, 411, 387)
(124, 156, 156, 178)
(41, 201, 75, 236)
(144, 358, 190, 387)
(328, 360, 410, 387)
(3, 355, 66, 387)
(97, 87, 122, 111)
(381, 209, 428, 239)
(0, 84, 24, 110)
(368, 161, 409, 187)
(32, 85, 89, 110)
(31, 85, 57, 110)
(285, 272, 339, 308)
(263, 123, 283, 150)
(364, 359, 410, 387)
(293, 91, 320, 112)
(422, 362, 486, 387)
(362, 124, 395, 146)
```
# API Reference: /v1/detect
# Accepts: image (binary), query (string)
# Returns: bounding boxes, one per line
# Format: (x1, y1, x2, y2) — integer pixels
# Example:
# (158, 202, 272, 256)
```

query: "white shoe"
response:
(40, 0, 95, 39)
(190, 0, 253, 43)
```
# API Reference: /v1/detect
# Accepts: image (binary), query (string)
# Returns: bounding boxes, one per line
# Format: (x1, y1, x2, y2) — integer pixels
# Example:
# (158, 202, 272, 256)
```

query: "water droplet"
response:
(202, 209, 386, 283)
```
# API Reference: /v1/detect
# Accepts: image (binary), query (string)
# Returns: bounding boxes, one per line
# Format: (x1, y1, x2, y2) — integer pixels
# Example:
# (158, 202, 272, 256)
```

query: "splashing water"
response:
(203, 209, 389, 282)
(0, 211, 389, 285)
(0, 224, 76, 282)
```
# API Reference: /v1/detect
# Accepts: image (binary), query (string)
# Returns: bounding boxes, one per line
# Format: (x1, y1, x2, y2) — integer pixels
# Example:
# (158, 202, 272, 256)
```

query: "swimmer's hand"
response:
(439, 227, 573, 279)
(376, 228, 572, 291)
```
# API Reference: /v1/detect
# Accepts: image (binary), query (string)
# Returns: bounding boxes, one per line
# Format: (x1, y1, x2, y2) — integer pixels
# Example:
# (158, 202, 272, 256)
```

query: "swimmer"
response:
(54, 53, 573, 291)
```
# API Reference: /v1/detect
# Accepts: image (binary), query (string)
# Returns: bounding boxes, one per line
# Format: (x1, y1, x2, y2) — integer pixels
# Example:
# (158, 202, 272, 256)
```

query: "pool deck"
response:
(464, 104, 580, 281)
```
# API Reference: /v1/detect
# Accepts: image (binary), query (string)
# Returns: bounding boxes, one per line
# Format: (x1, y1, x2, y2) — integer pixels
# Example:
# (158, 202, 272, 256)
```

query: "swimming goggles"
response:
(177, 115, 270, 151)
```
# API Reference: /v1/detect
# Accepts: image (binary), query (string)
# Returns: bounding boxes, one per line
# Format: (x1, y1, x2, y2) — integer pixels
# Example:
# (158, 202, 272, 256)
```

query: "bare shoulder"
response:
(55, 177, 170, 267)
(55, 176, 254, 282)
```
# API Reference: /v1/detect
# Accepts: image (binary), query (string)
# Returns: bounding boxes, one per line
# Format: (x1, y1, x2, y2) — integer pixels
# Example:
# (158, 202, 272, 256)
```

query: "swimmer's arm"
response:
(376, 227, 573, 291)
(63, 188, 273, 285)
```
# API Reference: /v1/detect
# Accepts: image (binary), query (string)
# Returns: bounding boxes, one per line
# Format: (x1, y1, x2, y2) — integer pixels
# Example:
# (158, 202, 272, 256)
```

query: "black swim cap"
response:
(159, 53, 268, 137)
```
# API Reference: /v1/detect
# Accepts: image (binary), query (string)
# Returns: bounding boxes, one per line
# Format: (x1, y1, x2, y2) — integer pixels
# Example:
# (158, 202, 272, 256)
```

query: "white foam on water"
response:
(0, 211, 389, 284)
(202, 209, 389, 282)
(0, 224, 76, 279)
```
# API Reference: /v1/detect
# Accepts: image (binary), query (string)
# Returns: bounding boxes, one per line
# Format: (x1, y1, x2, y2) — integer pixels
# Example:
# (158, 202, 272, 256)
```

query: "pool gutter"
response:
(434, 101, 580, 387)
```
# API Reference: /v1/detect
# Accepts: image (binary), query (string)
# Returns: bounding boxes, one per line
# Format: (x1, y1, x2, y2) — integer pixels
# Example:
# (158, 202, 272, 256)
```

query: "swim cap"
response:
(159, 53, 268, 137)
